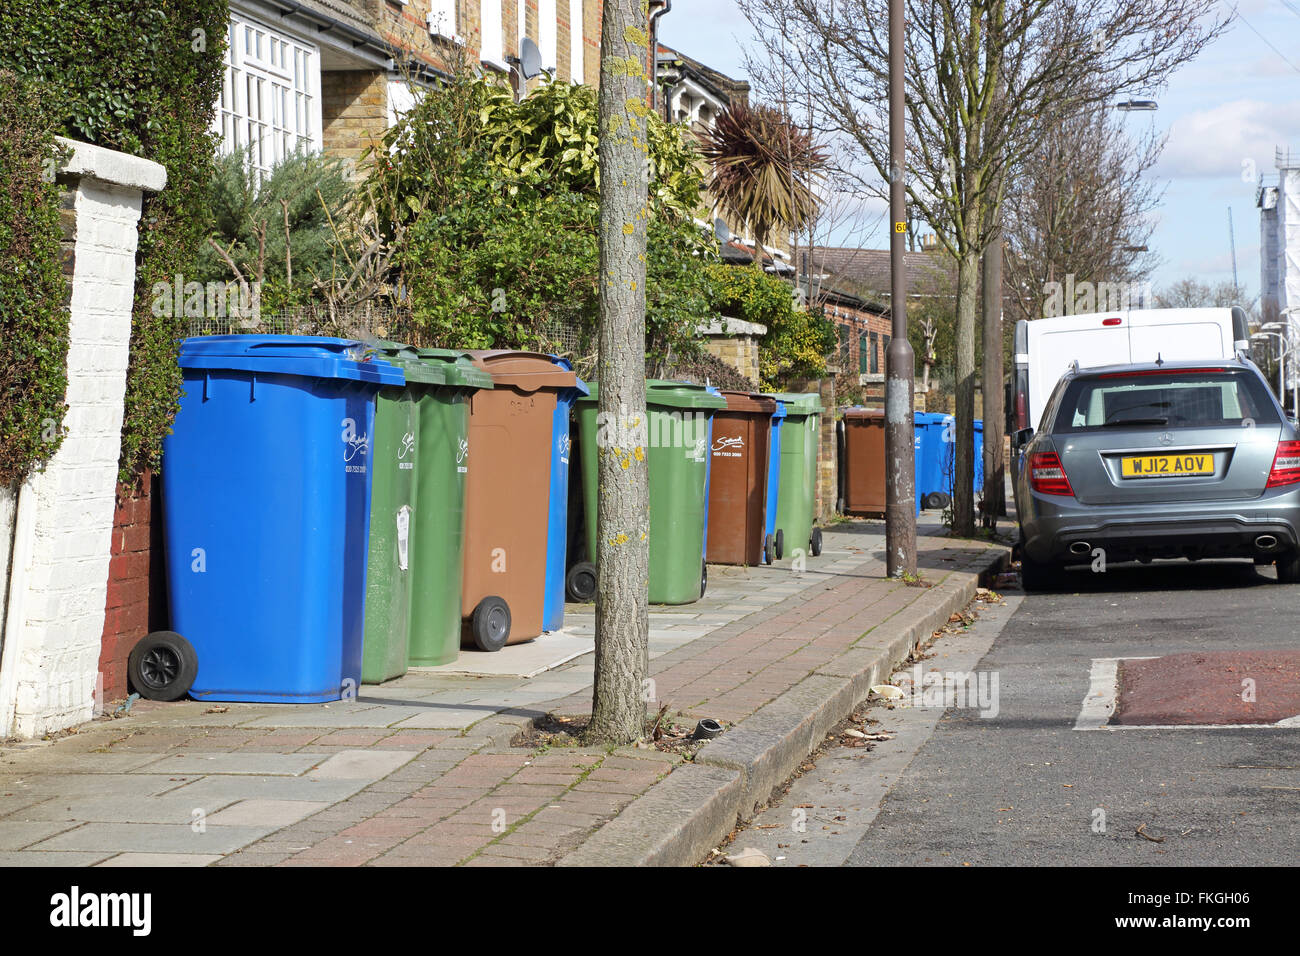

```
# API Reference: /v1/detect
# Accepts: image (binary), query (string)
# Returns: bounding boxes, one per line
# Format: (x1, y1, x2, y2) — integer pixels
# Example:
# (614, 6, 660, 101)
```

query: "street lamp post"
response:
(1254, 327, 1292, 412)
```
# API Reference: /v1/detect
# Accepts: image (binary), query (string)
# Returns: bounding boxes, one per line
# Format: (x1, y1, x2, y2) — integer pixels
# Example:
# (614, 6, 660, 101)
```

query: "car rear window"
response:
(1053, 368, 1280, 433)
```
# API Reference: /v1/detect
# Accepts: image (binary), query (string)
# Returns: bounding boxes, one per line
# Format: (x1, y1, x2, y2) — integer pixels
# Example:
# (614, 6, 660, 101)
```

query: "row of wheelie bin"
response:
(564, 387, 826, 604)
(142, 336, 829, 706)
(838, 408, 984, 516)
(148, 336, 586, 704)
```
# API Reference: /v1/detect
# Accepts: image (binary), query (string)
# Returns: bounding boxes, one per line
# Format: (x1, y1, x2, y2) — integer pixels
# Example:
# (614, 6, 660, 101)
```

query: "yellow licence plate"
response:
(1120, 453, 1214, 478)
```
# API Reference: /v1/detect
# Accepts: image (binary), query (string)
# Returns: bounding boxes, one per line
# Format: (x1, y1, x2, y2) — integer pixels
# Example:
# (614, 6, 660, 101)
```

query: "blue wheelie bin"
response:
(542, 361, 589, 633)
(160, 336, 402, 703)
(939, 417, 985, 503)
(914, 411, 952, 510)
(762, 398, 787, 563)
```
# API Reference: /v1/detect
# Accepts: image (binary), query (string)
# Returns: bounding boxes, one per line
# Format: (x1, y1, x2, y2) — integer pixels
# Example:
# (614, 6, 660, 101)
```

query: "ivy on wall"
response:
(0, 0, 229, 485)
(0, 71, 68, 487)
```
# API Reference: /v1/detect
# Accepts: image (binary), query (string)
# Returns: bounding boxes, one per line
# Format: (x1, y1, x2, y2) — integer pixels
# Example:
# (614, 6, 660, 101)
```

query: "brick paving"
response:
(0, 519, 1001, 866)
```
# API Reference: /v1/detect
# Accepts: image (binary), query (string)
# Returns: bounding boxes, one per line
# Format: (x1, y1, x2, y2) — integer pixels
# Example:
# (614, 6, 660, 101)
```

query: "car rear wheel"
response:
(1275, 552, 1300, 584)
(1018, 552, 1060, 593)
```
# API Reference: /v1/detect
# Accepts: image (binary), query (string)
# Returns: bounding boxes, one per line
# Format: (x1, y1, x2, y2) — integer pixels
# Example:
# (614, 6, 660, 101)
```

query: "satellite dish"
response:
(520, 38, 544, 80)
(713, 218, 731, 242)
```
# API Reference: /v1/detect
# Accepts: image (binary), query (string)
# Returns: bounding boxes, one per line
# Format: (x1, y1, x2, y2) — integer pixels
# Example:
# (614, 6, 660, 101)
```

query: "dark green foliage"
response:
(0, 71, 68, 486)
(364, 74, 715, 358)
(0, 0, 230, 485)
(196, 149, 353, 311)
(705, 263, 837, 390)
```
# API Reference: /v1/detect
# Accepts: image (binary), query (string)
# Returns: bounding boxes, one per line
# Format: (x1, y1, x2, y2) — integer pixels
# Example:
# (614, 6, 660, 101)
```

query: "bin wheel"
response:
(471, 597, 511, 652)
(810, 527, 823, 557)
(566, 561, 597, 603)
(127, 631, 198, 702)
(763, 533, 775, 565)
(700, 559, 708, 599)
(775, 529, 785, 561)
(923, 491, 950, 511)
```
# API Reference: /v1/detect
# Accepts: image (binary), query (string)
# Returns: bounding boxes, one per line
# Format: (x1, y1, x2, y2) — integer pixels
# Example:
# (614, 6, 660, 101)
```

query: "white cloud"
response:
(1157, 99, 1300, 179)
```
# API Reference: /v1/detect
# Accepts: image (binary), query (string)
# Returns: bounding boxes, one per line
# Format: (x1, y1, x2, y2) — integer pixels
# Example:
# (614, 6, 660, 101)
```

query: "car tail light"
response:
(1014, 388, 1028, 432)
(1029, 451, 1073, 496)
(1267, 440, 1300, 488)
(1102, 317, 1122, 326)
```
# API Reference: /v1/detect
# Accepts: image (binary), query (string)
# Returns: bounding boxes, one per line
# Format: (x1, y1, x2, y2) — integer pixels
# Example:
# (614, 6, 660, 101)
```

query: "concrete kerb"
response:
(555, 545, 1009, 867)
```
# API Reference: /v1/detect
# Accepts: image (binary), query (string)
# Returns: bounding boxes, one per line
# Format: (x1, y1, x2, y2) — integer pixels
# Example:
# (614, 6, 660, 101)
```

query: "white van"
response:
(1011, 307, 1251, 435)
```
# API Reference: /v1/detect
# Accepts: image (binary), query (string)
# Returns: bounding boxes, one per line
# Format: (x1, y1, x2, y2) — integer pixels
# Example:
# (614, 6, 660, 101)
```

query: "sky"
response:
(659, 0, 1300, 305)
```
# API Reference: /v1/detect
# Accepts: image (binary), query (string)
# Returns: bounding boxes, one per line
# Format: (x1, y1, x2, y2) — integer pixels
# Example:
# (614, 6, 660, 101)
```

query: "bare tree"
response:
(737, 0, 1229, 535)
(585, 0, 652, 746)
(1003, 104, 1164, 325)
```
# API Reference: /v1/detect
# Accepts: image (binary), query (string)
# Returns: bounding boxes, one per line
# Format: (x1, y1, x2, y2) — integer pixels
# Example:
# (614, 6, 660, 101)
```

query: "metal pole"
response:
(885, 0, 916, 576)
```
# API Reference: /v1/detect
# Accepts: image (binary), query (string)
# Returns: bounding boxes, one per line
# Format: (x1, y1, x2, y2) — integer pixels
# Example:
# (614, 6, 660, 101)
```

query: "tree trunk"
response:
(952, 245, 979, 537)
(586, 0, 651, 746)
(981, 229, 1005, 526)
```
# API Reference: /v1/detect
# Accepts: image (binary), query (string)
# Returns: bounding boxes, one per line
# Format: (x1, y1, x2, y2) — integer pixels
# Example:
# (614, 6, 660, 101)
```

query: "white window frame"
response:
(538, 0, 557, 71)
(480, 0, 505, 69)
(215, 11, 322, 180)
(569, 0, 584, 83)
(427, 0, 463, 45)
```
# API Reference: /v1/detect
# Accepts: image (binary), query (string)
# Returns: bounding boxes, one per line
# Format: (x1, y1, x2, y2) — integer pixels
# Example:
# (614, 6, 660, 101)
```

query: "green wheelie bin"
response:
(361, 342, 445, 684)
(407, 349, 494, 666)
(572, 380, 727, 605)
(771, 392, 826, 560)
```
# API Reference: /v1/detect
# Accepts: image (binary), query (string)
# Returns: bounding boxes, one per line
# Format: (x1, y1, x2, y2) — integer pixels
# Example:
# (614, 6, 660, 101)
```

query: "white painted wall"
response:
(0, 139, 165, 739)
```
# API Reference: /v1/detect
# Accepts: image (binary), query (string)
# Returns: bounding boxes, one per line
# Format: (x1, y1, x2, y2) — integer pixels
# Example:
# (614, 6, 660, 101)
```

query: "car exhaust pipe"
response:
(1255, 534, 1278, 551)
(1069, 541, 1092, 556)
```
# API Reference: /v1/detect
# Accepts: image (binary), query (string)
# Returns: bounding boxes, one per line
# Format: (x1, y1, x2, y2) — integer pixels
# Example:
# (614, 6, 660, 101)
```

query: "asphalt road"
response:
(740, 559, 1300, 866)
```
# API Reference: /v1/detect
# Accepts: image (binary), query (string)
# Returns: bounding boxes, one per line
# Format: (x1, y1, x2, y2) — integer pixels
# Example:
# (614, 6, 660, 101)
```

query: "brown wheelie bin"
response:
(840, 408, 886, 517)
(706, 391, 777, 566)
(459, 350, 579, 650)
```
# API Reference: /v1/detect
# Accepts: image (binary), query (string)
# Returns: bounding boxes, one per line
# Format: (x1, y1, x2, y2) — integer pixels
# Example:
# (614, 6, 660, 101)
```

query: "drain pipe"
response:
(649, 0, 672, 117)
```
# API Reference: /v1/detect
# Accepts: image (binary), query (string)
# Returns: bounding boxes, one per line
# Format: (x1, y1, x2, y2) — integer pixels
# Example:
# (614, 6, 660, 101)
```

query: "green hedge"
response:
(0, 72, 68, 487)
(0, 0, 229, 485)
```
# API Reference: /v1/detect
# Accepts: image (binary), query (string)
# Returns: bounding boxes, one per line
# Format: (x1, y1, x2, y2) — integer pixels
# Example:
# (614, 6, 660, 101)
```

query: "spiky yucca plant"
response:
(699, 101, 827, 261)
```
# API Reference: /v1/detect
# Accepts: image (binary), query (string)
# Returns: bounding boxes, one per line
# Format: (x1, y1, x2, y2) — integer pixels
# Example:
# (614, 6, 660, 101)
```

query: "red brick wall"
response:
(98, 472, 167, 701)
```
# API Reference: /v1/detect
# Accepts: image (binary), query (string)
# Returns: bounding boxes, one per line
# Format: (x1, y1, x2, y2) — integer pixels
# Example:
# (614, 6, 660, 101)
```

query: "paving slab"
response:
(306, 750, 414, 781)
(0, 851, 114, 866)
(0, 820, 82, 849)
(95, 852, 221, 867)
(28, 822, 275, 855)
(146, 752, 325, 776)
(204, 799, 329, 828)
(421, 633, 595, 677)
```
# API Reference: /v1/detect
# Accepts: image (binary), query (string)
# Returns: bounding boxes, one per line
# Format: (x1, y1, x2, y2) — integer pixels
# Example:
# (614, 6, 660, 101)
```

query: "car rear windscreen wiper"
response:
(1097, 417, 1169, 427)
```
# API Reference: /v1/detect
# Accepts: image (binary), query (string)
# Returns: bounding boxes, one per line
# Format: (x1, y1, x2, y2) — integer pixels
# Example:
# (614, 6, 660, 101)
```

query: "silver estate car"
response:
(1013, 357, 1300, 591)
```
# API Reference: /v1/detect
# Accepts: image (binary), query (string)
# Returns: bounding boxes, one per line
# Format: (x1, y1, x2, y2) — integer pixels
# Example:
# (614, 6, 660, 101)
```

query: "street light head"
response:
(1115, 99, 1159, 111)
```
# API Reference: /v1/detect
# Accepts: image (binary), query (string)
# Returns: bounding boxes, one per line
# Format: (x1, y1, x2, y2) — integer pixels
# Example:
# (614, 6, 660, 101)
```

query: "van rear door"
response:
(1127, 308, 1233, 364)
(1026, 315, 1130, 429)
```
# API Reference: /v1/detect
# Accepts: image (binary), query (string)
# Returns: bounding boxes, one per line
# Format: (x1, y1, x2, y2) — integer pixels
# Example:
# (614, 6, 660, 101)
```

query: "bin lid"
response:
(364, 340, 449, 386)
(914, 411, 951, 425)
(718, 390, 777, 415)
(771, 392, 825, 416)
(578, 380, 728, 411)
(842, 406, 884, 421)
(412, 348, 496, 390)
(461, 350, 584, 394)
(178, 335, 404, 386)
(763, 396, 788, 421)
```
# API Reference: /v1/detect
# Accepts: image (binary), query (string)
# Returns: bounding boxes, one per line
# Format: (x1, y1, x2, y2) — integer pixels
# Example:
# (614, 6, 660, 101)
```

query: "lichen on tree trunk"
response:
(585, 0, 651, 746)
